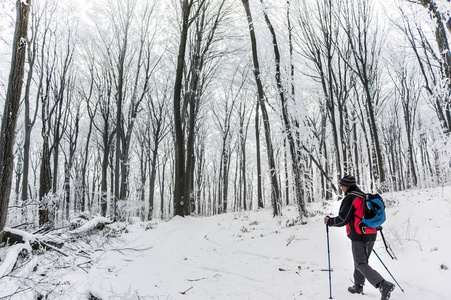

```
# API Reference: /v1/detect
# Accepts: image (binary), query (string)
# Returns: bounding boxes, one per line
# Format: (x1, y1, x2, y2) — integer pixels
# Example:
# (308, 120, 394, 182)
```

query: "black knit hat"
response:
(339, 175, 356, 187)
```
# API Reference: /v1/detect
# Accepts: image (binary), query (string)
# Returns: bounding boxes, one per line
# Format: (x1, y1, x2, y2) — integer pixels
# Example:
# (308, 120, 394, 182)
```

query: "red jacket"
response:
(327, 186, 377, 241)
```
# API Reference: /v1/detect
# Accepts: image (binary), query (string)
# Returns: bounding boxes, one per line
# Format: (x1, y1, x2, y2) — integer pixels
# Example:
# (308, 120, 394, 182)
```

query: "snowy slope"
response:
(1, 185, 450, 299)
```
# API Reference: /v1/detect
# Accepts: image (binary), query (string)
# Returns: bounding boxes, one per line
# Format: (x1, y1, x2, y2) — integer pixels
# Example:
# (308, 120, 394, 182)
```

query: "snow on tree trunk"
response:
(0, 0, 31, 234)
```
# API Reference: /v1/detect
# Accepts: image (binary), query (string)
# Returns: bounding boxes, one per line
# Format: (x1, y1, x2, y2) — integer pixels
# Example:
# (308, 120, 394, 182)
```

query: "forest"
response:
(0, 0, 450, 234)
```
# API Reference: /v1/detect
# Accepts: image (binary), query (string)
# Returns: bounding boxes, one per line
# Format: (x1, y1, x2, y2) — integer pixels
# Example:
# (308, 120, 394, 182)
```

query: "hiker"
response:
(324, 175, 395, 300)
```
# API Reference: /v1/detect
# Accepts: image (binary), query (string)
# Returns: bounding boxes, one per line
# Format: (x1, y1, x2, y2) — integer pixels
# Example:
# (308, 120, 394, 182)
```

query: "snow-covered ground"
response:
(1, 185, 450, 299)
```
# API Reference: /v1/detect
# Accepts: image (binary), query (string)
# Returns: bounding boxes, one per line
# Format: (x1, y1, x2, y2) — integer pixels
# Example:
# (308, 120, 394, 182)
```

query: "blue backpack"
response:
(352, 192, 396, 259)
(361, 193, 386, 229)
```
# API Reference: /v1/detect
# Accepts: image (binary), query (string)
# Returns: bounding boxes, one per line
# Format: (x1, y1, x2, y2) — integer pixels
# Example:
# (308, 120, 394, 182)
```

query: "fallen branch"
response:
(187, 277, 205, 282)
(1, 228, 64, 252)
(0, 244, 31, 278)
(286, 235, 295, 246)
(180, 286, 193, 295)
(38, 240, 68, 257)
(69, 216, 112, 235)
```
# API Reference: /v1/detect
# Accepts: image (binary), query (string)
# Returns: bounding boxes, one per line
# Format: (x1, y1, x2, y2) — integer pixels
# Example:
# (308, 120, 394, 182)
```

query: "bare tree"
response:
(77, 50, 97, 213)
(94, 69, 115, 218)
(37, 30, 74, 227)
(340, 0, 387, 189)
(212, 72, 239, 213)
(22, 1, 56, 203)
(173, 0, 197, 217)
(241, 0, 281, 216)
(381, 102, 404, 191)
(391, 58, 422, 187)
(0, 0, 31, 233)
(135, 86, 170, 221)
(261, 0, 307, 217)
(236, 66, 253, 211)
(297, 0, 358, 196)
(38, 39, 57, 226)
(134, 122, 148, 219)
(173, 0, 229, 216)
(94, 0, 157, 219)
(50, 37, 74, 200)
(62, 85, 80, 220)
(79, 44, 115, 217)
(401, 2, 451, 134)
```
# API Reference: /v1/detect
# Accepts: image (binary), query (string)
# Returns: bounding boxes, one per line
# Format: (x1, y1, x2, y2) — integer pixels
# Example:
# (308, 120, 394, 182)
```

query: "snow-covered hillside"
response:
(1, 185, 450, 299)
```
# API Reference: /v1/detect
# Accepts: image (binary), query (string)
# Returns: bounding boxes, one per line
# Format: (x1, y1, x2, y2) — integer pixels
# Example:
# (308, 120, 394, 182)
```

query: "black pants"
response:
(351, 240, 384, 287)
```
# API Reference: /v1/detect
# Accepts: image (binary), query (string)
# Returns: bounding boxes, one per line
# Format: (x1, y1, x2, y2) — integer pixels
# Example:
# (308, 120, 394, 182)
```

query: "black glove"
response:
(359, 222, 367, 234)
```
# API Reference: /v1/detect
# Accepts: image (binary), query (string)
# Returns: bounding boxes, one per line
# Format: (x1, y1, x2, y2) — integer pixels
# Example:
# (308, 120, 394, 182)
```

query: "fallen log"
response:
(69, 216, 112, 235)
(1, 228, 64, 251)
(0, 243, 31, 277)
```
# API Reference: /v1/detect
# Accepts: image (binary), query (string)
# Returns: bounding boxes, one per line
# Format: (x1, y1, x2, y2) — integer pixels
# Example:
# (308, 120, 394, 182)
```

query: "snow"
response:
(4, 227, 36, 242)
(0, 243, 31, 278)
(69, 216, 112, 234)
(1, 185, 451, 299)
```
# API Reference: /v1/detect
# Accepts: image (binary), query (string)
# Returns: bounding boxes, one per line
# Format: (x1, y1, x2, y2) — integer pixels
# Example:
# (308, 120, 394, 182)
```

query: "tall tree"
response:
(51, 34, 74, 195)
(298, 0, 355, 191)
(111, 0, 132, 219)
(141, 89, 170, 220)
(404, 1, 451, 134)
(241, 0, 281, 216)
(261, 0, 307, 217)
(341, 0, 386, 189)
(236, 67, 253, 211)
(38, 39, 57, 227)
(212, 73, 239, 213)
(94, 0, 157, 220)
(173, 0, 196, 217)
(22, 0, 55, 203)
(174, 0, 227, 216)
(0, 0, 31, 234)
(390, 58, 421, 187)
(78, 50, 96, 213)
(62, 86, 80, 220)
(94, 68, 115, 217)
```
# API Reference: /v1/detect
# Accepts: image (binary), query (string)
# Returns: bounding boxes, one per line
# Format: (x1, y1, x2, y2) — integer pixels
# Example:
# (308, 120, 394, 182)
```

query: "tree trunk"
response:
(261, 0, 306, 217)
(255, 101, 263, 209)
(242, 0, 281, 216)
(81, 109, 94, 212)
(173, 0, 192, 217)
(343, 0, 386, 189)
(0, 0, 31, 233)
(416, 0, 451, 133)
(148, 148, 158, 220)
(39, 137, 52, 226)
(22, 9, 40, 203)
(63, 107, 79, 220)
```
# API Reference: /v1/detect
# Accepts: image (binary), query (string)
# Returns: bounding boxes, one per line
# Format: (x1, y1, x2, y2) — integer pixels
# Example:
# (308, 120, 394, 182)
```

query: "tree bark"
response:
(173, 0, 193, 217)
(414, 0, 451, 133)
(22, 6, 41, 203)
(0, 0, 31, 233)
(343, 0, 386, 189)
(261, 0, 306, 217)
(242, 0, 281, 216)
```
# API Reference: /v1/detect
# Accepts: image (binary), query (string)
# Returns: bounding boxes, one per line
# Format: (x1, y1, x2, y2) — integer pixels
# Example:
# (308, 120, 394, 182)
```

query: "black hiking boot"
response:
(348, 284, 363, 294)
(378, 280, 395, 300)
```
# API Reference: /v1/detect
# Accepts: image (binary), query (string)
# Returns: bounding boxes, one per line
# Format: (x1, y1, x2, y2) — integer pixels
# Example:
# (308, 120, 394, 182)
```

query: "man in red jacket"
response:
(324, 175, 395, 300)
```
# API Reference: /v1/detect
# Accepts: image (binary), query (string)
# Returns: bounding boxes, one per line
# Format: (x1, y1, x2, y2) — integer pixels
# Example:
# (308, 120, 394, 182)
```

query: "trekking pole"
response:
(372, 249, 405, 293)
(326, 225, 333, 299)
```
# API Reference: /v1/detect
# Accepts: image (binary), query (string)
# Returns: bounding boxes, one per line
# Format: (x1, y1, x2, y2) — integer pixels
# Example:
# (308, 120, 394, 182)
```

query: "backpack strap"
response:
(348, 191, 366, 222)
(348, 191, 366, 199)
